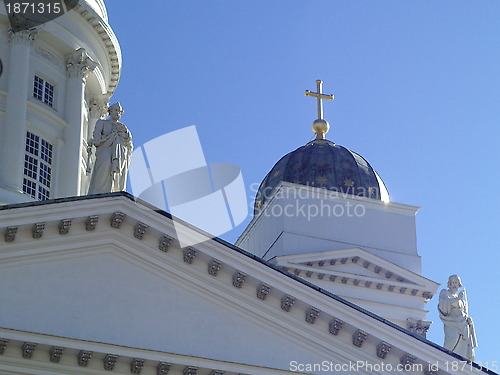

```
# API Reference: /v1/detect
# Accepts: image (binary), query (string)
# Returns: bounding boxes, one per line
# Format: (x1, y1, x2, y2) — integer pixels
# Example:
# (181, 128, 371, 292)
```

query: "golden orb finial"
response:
(312, 119, 330, 140)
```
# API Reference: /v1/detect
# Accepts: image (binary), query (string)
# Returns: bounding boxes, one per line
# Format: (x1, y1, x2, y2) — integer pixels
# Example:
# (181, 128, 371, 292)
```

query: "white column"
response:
(58, 48, 96, 198)
(81, 96, 108, 193)
(88, 96, 109, 141)
(0, 30, 37, 193)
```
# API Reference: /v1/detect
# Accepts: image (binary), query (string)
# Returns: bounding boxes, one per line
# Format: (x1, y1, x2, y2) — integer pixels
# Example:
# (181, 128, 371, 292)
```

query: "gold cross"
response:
(305, 80, 334, 120)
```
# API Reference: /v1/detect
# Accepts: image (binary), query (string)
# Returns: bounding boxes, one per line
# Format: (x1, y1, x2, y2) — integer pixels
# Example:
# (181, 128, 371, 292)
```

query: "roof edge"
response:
(0, 192, 493, 374)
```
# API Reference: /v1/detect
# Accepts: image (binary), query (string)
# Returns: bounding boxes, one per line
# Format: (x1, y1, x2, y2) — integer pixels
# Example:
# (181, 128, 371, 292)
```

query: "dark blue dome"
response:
(254, 139, 389, 213)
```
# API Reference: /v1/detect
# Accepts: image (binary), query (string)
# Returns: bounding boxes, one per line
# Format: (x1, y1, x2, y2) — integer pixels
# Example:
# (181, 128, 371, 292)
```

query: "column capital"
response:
(66, 48, 97, 80)
(8, 29, 37, 45)
(89, 96, 109, 119)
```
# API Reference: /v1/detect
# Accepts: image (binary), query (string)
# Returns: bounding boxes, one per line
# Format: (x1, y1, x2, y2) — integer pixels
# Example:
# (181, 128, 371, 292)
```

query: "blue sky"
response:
(105, 0, 499, 366)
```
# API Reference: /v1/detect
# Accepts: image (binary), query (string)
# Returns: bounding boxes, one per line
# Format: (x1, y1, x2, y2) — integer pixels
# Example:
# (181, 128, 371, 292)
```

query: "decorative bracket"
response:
(376, 341, 392, 359)
(400, 353, 416, 369)
(422, 291, 433, 300)
(280, 295, 295, 312)
(49, 346, 64, 362)
(208, 259, 222, 276)
(58, 219, 72, 235)
(159, 235, 173, 252)
(157, 362, 172, 375)
(131, 358, 144, 374)
(183, 247, 196, 264)
(85, 216, 99, 231)
(110, 212, 126, 228)
(256, 283, 271, 300)
(352, 329, 368, 347)
(32, 223, 45, 239)
(5, 226, 17, 242)
(232, 271, 246, 288)
(134, 222, 148, 240)
(104, 354, 119, 370)
(328, 318, 344, 335)
(78, 350, 93, 366)
(305, 306, 320, 324)
(407, 318, 431, 338)
(22, 342, 37, 358)
(0, 339, 7, 354)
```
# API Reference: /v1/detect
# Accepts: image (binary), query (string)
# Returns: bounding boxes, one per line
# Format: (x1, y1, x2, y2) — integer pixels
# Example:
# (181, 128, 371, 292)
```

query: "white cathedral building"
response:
(0, 1, 489, 375)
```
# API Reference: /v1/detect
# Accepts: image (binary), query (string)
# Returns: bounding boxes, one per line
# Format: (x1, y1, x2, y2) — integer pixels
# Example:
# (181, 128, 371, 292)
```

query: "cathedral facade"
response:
(0, 1, 489, 375)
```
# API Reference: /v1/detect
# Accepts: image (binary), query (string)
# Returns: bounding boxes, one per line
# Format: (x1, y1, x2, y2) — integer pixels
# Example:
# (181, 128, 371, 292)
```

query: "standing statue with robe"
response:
(88, 102, 133, 194)
(438, 275, 477, 361)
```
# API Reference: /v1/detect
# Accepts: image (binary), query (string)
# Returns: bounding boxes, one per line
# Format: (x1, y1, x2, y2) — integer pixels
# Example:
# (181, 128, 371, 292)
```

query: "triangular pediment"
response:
(0, 194, 462, 374)
(273, 248, 438, 299)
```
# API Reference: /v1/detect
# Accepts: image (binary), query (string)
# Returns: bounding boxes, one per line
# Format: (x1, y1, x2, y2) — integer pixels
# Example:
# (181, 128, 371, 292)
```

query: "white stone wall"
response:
(238, 183, 421, 272)
(0, 1, 121, 204)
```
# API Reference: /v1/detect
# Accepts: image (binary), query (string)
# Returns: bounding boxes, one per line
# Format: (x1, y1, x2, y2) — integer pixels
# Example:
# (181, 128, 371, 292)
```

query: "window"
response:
(33, 75, 54, 107)
(23, 131, 53, 201)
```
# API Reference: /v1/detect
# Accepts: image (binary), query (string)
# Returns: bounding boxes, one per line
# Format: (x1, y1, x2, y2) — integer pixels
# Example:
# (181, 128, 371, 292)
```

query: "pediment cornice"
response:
(274, 248, 438, 301)
(0, 327, 285, 375)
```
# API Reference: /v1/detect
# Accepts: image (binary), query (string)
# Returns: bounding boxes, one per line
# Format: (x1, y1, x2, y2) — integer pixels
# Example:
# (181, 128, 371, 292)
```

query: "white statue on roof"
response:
(438, 275, 477, 361)
(88, 102, 133, 194)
